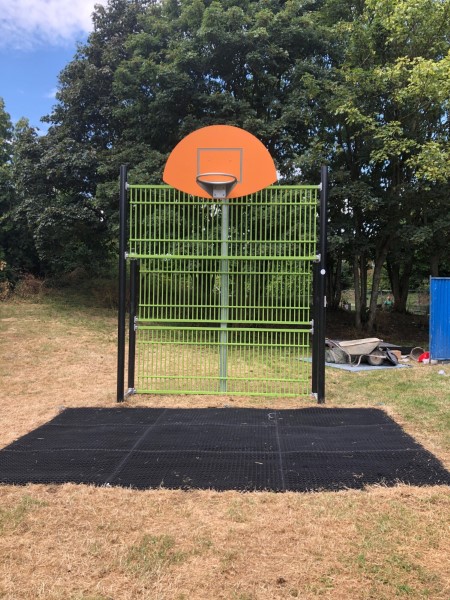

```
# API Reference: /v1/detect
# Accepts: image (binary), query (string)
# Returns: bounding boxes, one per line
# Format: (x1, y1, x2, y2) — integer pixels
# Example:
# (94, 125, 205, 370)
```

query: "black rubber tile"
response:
(278, 424, 419, 453)
(0, 449, 126, 486)
(138, 423, 278, 452)
(160, 408, 276, 427)
(9, 424, 147, 452)
(275, 408, 393, 428)
(48, 407, 167, 426)
(282, 450, 450, 492)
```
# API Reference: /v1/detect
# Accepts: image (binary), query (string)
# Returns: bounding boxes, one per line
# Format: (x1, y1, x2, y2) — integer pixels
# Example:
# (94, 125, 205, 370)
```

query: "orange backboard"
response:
(163, 125, 277, 198)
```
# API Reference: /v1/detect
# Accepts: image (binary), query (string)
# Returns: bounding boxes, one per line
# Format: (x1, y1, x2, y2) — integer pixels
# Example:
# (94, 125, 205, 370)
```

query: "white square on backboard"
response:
(197, 148, 243, 183)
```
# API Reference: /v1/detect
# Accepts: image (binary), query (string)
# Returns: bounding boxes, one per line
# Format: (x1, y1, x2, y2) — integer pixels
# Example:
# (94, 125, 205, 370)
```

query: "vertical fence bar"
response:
(316, 166, 328, 404)
(127, 259, 139, 392)
(117, 164, 128, 402)
(220, 201, 229, 392)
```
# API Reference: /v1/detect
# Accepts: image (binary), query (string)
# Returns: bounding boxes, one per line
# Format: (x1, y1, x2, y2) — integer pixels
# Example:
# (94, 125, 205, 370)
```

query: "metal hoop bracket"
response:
(196, 172, 238, 199)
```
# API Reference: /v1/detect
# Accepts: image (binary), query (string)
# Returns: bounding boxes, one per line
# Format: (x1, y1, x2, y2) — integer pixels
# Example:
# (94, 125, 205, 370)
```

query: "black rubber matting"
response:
(0, 408, 449, 492)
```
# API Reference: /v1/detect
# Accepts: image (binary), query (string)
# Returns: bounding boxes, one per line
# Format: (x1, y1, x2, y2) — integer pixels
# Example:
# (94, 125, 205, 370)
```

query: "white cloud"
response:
(45, 87, 58, 99)
(0, 0, 108, 50)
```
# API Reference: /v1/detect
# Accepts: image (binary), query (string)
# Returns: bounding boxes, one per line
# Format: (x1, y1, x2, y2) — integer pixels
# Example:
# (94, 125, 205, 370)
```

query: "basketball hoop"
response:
(196, 173, 237, 199)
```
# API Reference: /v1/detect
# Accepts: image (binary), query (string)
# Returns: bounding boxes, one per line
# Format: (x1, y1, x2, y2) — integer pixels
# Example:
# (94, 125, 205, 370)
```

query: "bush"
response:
(0, 259, 12, 300)
(0, 279, 11, 301)
(13, 274, 47, 299)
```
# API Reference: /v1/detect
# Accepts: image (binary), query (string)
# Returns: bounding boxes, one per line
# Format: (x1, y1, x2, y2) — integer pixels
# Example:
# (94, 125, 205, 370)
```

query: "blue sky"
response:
(0, 0, 107, 133)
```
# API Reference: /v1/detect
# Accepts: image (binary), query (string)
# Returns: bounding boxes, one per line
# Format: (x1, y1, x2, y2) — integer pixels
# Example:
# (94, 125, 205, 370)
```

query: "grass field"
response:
(0, 290, 449, 600)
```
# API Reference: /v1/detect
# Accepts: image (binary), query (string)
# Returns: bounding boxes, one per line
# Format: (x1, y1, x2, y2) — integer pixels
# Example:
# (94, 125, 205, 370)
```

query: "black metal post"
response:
(117, 165, 128, 402)
(127, 259, 139, 392)
(316, 165, 328, 404)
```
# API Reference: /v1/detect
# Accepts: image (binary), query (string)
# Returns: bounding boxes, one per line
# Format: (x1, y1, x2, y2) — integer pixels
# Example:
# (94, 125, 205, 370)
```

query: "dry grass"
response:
(0, 294, 449, 600)
(0, 485, 449, 600)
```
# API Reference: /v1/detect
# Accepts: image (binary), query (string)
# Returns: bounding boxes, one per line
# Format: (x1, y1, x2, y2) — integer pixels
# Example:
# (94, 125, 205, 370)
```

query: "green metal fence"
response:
(128, 185, 319, 397)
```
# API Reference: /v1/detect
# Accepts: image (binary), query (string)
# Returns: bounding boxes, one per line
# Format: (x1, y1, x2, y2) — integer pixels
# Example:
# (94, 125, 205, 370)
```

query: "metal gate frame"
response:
(117, 166, 327, 402)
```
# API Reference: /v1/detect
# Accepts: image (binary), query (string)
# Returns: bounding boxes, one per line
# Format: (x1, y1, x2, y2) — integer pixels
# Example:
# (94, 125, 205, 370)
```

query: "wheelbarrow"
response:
(325, 337, 398, 366)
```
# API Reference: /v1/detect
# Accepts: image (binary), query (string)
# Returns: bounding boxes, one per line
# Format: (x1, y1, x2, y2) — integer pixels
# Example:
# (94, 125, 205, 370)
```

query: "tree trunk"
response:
(367, 238, 391, 332)
(360, 254, 367, 323)
(430, 254, 440, 277)
(353, 256, 362, 330)
(327, 251, 342, 310)
(387, 255, 413, 313)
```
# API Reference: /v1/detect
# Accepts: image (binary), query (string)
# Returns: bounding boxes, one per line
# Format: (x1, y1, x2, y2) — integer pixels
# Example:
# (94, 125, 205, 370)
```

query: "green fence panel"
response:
(128, 185, 318, 397)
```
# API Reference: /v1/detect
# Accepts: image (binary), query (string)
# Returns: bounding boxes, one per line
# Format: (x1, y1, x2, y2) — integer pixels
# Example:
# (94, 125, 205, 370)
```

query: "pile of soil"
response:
(326, 309, 429, 346)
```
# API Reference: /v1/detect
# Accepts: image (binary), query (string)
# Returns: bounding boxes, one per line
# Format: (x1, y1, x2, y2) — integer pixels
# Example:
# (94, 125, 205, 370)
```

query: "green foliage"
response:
(316, 0, 450, 323)
(0, 116, 113, 279)
(0, 99, 14, 239)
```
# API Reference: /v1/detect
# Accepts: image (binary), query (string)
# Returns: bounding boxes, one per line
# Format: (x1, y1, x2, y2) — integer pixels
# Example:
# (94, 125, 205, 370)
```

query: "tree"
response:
(0, 96, 13, 292)
(42, 0, 165, 226)
(8, 118, 113, 278)
(0, 98, 14, 238)
(0, 101, 34, 282)
(315, 0, 450, 328)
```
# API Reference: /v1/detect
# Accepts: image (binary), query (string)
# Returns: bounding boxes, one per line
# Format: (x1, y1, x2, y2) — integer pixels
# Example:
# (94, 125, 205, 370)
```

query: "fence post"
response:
(117, 165, 128, 402)
(316, 166, 328, 404)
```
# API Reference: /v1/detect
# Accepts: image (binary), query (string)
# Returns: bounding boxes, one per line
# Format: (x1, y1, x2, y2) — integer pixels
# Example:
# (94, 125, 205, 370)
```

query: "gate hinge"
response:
(124, 387, 136, 399)
(310, 319, 314, 334)
(318, 182, 322, 191)
(314, 254, 320, 263)
(125, 182, 130, 190)
(124, 251, 129, 260)
(134, 316, 138, 331)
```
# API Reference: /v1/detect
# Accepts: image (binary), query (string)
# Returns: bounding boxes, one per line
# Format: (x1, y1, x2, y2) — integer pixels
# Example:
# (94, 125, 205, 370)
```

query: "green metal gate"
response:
(128, 185, 319, 397)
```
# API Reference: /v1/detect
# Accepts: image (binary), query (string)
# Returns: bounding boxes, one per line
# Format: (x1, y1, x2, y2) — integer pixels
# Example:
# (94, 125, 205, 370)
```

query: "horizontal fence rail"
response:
(128, 185, 319, 397)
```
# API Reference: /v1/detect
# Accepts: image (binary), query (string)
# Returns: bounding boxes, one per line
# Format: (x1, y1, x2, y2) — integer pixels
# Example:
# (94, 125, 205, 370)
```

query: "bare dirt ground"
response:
(0, 297, 448, 600)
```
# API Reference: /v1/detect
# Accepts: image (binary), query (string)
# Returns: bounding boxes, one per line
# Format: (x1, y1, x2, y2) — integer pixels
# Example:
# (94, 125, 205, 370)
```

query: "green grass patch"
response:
(126, 534, 187, 576)
(0, 494, 48, 534)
